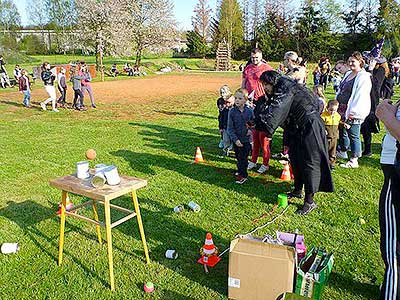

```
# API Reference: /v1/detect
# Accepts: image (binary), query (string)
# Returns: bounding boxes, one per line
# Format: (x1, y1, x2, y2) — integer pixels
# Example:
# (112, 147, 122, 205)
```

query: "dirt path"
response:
(0, 74, 242, 104)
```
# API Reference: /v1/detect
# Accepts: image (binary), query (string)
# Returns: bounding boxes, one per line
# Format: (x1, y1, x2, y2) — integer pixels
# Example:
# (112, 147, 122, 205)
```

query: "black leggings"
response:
(379, 164, 400, 300)
(73, 89, 83, 108)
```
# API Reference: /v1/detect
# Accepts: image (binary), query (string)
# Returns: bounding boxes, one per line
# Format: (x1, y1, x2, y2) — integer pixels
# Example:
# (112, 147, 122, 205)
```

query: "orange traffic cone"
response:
(280, 162, 292, 181)
(194, 146, 204, 163)
(198, 232, 221, 269)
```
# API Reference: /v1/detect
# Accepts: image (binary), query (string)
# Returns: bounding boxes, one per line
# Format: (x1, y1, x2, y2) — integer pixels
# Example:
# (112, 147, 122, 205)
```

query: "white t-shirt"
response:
(380, 105, 400, 165)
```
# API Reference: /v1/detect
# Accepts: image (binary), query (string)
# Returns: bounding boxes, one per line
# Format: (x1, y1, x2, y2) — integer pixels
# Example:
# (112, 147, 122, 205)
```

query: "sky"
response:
(13, 0, 219, 30)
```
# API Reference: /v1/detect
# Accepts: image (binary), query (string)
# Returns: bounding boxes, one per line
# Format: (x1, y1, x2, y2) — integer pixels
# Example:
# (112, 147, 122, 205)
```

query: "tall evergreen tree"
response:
(216, 0, 244, 57)
(377, 0, 400, 56)
(294, 1, 338, 60)
(186, 30, 210, 57)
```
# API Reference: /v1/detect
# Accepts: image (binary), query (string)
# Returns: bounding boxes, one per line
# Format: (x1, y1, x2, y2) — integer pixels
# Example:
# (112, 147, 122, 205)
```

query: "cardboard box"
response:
(228, 238, 296, 300)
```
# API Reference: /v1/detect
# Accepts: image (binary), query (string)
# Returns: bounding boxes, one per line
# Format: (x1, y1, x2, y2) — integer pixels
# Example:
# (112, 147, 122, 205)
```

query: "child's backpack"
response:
(381, 77, 394, 99)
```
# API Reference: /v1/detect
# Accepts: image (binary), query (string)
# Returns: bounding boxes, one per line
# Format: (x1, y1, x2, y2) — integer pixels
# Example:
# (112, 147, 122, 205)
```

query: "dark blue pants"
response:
(234, 142, 251, 178)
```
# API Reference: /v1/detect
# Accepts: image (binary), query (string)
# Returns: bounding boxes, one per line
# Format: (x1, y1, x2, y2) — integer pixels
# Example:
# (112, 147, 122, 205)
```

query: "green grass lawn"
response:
(0, 72, 394, 299)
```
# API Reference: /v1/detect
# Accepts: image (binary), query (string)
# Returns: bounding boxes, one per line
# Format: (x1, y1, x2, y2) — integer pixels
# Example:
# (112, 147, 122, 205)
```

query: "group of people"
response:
(216, 46, 399, 299)
(16, 61, 96, 112)
(110, 63, 144, 77)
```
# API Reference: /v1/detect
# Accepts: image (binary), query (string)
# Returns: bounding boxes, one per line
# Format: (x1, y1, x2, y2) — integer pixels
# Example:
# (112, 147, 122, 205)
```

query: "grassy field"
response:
(0, 69, 393, 299)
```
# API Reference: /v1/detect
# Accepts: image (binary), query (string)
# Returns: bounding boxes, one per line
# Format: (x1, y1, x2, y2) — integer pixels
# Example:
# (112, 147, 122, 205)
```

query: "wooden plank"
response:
(49, 173, 147, 201)
(96, 200, 134, 214)
(65, 211, 105, 227)
(110, 213, 136, 229)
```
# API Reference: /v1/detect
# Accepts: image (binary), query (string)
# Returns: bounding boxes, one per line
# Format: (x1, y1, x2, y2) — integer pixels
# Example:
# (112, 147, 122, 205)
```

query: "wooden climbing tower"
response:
(215, 40, 231, 71)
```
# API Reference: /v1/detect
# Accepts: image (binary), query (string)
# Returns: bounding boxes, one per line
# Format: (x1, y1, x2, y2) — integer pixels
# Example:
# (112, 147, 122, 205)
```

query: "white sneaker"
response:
(336, 151, 348, 159)
(247, 161, 257, 170)
(52, 108, 59, 112)
(40, 102, 47, 111)
(340, 159, 359, 168)
(257, 164, 269, 173)
(218, 140, 224, 149)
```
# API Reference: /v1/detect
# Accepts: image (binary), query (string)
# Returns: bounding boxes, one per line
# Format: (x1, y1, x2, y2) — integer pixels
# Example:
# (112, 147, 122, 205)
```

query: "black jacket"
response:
(258, 76, 333, 194)
(41, 70, 55, 86)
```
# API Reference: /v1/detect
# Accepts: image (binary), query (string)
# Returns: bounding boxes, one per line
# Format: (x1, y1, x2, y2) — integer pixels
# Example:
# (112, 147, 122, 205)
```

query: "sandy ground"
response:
(0, 74, 242, 104)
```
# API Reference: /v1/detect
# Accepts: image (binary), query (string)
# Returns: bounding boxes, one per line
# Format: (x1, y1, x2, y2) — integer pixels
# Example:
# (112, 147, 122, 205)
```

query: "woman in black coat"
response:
(258, 70, 334, 215)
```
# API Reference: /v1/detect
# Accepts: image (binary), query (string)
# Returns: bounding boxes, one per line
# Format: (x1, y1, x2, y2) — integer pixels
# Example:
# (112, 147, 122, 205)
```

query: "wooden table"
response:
(50, 173, 150, 291)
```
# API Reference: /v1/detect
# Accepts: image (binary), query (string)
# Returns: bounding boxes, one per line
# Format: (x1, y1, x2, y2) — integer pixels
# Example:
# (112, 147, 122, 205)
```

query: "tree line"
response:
(187, 0, 400, 61)
(1, 0, 399, 70)
(0, 0, 178, 80)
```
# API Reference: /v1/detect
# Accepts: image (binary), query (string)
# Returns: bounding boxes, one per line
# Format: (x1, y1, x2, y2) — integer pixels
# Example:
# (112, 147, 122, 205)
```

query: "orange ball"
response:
(85, 149, 96, 160)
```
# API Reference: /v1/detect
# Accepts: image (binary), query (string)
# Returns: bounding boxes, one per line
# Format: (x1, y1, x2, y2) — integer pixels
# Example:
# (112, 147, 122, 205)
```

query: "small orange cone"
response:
(198, 232, 221, 269)
(280, 162, 292, 181)
(194, 146, 204, 163)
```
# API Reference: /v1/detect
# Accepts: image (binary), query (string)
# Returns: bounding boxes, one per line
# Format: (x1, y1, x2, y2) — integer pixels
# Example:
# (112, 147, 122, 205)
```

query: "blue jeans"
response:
(341, 123, 362, 158)
(23, 90, 30, 106)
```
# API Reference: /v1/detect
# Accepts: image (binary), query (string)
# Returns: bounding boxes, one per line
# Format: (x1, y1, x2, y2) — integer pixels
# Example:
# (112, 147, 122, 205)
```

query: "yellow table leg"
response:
(104, 200, 115, 291)
(58, 191, 67, 266)
(131, 190, 150, 264)
(92, 200, 102, 244)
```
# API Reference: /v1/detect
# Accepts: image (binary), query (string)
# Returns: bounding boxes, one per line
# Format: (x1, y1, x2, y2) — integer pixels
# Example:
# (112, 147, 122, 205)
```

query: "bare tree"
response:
(192, 0, 213, 40)
(27, 0, 49, 49)
(46, 0, 77, 54)
(0, 0, 21, 32)
(242, 0, 251, 40)
(76, 0, 130, 81)
(126, 0, 178, 66)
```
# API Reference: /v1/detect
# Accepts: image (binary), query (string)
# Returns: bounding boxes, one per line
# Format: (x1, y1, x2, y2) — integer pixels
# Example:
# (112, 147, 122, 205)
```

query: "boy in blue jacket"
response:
(228, 88, 254, 184)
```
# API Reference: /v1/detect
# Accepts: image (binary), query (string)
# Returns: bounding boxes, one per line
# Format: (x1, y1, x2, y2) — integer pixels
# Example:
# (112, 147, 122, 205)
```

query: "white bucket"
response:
(103, 165, 120, 185)
(1, 243, 19, 254)
(76, 161, 90, 179)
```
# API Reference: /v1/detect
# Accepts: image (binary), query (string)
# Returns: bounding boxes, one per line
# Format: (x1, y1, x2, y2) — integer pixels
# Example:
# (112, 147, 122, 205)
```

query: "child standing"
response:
(228, 88, 254, 184)
(217, 85, 232, 148)
(313, 85, 326, 114)
(80, 64, 96, 108)
(313, 65, 321, 87)
(218, 95, 235, 156)
(320, 100, 341, 168)
(57, 67, 67, 108)
(18, 69, 31, 108)
(70, 67, 84, 110)
(40, 62, 59, 112)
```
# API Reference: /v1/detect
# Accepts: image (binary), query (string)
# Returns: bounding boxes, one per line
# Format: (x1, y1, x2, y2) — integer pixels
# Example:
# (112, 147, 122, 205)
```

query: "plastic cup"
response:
(165, 249, 178, 259)
(188, 201, 201, 212)
(277, 193, 288, 208)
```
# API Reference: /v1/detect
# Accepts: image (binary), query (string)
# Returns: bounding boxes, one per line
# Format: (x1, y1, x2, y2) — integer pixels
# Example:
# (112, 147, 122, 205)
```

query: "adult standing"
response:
(242, 48, 273, 101)
(40, 62, 59, 112)
(0, 55, 11, 88)
(376, 99, 400, 300)
(258, 70, 334, 215)
(318, 57, 331, 90)
(336, 52, 371, 168)
(242, 48, 273, 174)
(284, 51, 307, 84)
(361, 56, 390, 156)
(79, 64, 96, 108)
